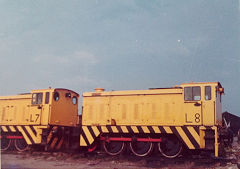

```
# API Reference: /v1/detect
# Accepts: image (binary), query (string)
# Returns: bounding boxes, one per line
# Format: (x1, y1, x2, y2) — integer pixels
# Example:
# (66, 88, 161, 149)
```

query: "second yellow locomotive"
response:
(80, 82, 224, 157)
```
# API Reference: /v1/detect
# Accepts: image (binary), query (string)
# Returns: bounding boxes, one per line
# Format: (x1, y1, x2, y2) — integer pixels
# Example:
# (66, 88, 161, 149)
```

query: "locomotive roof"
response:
(55, 88, 79, 96)
(31, 88, 79, 96)
(0, 88, 79, 99)
(83, 88, 183, 97)
(181, 81, 222, 87)
(83, 82, 223, 97)
(0, 94, 31, 100)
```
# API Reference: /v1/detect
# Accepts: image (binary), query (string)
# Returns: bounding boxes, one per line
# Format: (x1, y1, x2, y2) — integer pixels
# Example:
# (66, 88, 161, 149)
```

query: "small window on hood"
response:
(72, 96, 77, 105)
(54, 92, 60, 101)
(65, 93, 71, 98)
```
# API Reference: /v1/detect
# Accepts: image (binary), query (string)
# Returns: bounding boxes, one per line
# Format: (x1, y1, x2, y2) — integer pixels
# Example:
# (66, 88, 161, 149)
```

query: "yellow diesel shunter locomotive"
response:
(0, 88, 79, 151)
(80, 82, 224, 158)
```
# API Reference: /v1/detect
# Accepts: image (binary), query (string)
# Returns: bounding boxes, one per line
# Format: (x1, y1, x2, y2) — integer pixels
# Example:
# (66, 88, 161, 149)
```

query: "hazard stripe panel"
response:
(80, 125, 203, 150)
(0, 125, 47, 145)
(9, 126, 17, 132)
(46, 126, 66, 151)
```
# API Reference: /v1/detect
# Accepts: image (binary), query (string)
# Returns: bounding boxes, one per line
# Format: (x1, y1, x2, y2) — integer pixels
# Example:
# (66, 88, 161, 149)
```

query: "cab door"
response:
(40, 92, 51, 125)
(30, 93, 43, 124)
(183, 86, 202, 125)
(202, 86, 215, 126)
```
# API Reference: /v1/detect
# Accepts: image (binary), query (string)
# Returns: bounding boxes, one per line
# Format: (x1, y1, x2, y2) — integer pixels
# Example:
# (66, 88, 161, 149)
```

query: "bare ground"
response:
(1, 138, 240, 169)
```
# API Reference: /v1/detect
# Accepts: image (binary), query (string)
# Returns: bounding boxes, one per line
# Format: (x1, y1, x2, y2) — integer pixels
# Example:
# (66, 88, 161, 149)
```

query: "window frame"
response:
(184, 86, 201, 101)
(45, 92, 50, 104)
(72, 96, 78, 105)
(205, 86, 211, 100)
(32, 93, 43, 105)
(53, 92, 60, 101)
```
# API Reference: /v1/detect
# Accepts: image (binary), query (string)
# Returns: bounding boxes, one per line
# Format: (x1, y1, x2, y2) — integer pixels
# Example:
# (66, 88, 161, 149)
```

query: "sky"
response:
(0, 1, 239, 115)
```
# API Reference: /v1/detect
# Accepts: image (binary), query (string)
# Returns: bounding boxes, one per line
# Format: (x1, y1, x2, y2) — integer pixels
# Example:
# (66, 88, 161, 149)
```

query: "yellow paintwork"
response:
(81, 82, 223, 156)
(0, 88, 79, 127)
(199, 127, 206, 149)
(82, 82, 223, 127)
(48, 89, 79, 126)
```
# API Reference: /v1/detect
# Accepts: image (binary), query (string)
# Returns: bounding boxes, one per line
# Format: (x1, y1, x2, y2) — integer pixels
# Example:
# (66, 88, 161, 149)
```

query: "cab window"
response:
(45, 92, 50, 104)
(216, 87, 222, 103)
(184, 86, 201, 101)
(205, 86, 211, 100)
(32, 93, 43, 104)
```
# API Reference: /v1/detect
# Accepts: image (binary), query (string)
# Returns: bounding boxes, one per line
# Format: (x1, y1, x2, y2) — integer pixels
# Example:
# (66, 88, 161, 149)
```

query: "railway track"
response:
(2, 137, 240, 168)
(1, 148, 237, 169)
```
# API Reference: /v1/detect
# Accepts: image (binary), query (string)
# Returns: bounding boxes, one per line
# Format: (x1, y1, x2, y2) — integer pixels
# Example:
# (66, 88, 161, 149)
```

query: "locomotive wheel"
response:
(129, 139, 153, 157)
(158, 135, 182, 158)
(103, 140, 125, 156)
(1, 138, 11, 151)
(15, 139, 29, 152)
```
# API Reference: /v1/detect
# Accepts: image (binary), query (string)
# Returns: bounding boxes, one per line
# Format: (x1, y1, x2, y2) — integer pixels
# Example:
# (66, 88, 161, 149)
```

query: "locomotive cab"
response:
(181, 82, 224, 126)
(181, 82, 224, 156)
(31, 88, 79, 127)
